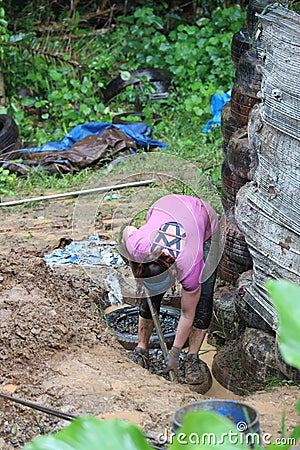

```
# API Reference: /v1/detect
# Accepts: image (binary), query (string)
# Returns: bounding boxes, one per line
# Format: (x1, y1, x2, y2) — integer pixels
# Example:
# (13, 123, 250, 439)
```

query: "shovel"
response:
(145, 292, 176, 382)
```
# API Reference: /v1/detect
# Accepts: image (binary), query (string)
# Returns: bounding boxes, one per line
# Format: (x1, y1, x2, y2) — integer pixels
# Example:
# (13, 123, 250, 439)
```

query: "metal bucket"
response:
(172, 399, 260, 446)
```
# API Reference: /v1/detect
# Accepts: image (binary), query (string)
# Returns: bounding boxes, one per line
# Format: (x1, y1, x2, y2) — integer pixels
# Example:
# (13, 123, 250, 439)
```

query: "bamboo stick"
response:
(0, 179, 156, 207)
(145, 292, 176, 382)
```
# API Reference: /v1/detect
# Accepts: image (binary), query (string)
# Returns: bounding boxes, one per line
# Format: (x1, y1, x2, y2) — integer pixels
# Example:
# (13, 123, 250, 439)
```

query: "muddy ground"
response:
(0, 189, 299, 449)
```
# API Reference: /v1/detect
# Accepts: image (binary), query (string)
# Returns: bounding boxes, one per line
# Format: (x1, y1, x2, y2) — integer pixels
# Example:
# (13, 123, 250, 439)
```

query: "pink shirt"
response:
(126, 194, 218, 291)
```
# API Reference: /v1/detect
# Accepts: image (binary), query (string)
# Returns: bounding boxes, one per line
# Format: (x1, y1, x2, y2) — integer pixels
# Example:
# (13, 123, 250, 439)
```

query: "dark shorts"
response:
(139, 239, 217, 329)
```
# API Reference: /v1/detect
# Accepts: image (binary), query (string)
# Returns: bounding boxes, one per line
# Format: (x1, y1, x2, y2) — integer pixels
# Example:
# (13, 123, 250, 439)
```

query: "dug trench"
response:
(0, 200, 299, 449)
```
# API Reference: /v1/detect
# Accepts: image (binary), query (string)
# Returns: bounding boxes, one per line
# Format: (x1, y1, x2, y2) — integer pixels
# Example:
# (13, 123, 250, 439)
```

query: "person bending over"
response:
(120, 194, 220, 393)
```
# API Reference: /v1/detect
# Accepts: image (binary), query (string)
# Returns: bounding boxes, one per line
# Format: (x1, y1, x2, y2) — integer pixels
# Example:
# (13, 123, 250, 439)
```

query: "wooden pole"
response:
(145, 292, 176, 382)
(0, 178, 156, 207)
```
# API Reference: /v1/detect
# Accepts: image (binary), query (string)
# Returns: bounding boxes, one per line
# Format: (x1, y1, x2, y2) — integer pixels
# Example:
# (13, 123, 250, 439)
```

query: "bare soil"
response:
(0, 194, 299, 449)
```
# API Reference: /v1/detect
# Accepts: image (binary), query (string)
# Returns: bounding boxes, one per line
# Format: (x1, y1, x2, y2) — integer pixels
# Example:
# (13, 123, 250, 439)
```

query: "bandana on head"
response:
(143, 273, 172, 293)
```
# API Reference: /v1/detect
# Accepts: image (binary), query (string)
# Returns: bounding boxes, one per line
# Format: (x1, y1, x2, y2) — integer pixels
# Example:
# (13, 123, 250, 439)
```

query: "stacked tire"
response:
(227, 127, 258, 181)
(219, 207, 252, 282)
(213, 3, 300, 390)
(231, 29, 250, 69)
(246, 0, 278, 36)
(219, 0, 275, 282)
(0, 115, 19, 159)
(235, 6, 300, 333)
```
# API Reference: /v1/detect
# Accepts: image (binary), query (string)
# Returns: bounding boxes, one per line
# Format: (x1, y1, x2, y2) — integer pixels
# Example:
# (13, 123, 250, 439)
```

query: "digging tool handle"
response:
(145, 293, 176, 382)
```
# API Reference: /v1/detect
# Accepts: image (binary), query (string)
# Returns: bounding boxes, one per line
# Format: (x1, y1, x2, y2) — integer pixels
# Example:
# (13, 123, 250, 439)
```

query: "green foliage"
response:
(12, 166, 95, 199)
(266, 280, 300, 372)
(289, 0, 300, 13)
(115, 5, 245, 119)
(169, 411, 248, 449)
(0, 166, 16, 196)
(24, 417, 152, 450)
(0, 0, 9, 60)
(5, 31, 108, 143)
(0, 5, 245, 148)
(0, 4, 238, 198)
(266, 280, 300, 448)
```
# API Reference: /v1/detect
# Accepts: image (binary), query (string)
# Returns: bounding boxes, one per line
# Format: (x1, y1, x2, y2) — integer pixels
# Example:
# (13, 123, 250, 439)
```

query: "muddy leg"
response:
(187, 327, 207, 355)
(137, 317, 154, 350)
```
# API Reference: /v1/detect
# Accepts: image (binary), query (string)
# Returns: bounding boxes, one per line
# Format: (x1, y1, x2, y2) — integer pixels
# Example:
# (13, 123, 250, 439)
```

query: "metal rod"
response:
(145, 292, 176, 382)
(0, 392, 77, 422)
(1, 392, 168, 447)
(0, 178, 156, 207)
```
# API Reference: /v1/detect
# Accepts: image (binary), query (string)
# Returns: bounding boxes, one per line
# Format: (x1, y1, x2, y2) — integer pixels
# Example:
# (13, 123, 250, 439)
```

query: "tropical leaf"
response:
(169, 411, 249, 450)
(24, 416, 152, 450)
(266, 280, 300, 371)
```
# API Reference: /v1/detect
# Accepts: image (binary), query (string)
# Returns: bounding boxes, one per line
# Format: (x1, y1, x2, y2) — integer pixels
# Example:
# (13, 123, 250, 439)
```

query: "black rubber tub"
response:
(106, 305, 180, 350)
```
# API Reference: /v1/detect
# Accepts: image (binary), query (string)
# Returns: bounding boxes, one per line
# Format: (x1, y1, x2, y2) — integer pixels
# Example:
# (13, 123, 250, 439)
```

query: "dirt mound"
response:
(0, 248, 111, 385)
(0, 243, 299, 450)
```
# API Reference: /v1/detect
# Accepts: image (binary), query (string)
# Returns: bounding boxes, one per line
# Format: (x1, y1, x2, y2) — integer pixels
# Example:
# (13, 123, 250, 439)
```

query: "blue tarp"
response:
(19, 121, 167, 154)
(202, 90, 231, 132)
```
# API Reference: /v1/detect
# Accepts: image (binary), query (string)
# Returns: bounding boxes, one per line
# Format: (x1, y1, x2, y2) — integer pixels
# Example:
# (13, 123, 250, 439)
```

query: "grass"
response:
(265, 375, 300, 389)
(12, 166, 96, 197)
(2, 116, 224, 215)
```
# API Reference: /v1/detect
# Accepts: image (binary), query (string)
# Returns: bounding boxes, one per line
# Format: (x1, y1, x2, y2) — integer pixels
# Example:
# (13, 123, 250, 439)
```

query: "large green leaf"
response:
(266, 280, 300, 371)
(290, 424, 300, 442)
(267, 443, 294, 450)
(24, 416, 152, 450)
(169, 411, 250, 450)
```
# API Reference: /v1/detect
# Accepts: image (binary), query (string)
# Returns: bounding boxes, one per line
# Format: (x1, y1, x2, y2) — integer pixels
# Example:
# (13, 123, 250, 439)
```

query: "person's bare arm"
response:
(119, 225, 137, 264)
(173, 286, 201, 349)
(165, 286, 201, 373)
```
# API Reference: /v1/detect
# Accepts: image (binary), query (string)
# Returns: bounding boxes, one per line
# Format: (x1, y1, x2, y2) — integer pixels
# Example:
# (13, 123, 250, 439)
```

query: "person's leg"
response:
(186, 270, 215, 355)
(188, 239, 216, 352)
(184, 240, 217, 390)
(137, 317, 154, 350)
(187, 327, 207, 355)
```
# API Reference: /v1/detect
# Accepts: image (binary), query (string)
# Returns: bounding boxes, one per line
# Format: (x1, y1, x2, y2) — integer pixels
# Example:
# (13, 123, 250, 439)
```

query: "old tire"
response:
(234, 291, 273, 332)
(231, 83, 261, 127)
(208, 287, 240, 344)
(106, 305, 180, 350)
(221, 102, 239, 146)
(241, 328, 283, 382)
(231, 29, 250, 68)
(274, 339, 300, 383)
(103, 68, 172, 103)
(236, 50, 262, 95)
(221, 161, 247, 211)
(218, 256, 242, 283)
(218, 253, 252, 284)
(211, 340, 259, 395)
(227, 127, 258, 180)
(0, 114, 19, 156)
(246, 0, 277, 36)
(219, 208, 252, 283)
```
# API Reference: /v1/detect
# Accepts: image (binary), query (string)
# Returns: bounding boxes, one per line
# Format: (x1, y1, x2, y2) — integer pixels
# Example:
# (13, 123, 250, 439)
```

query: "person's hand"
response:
(165, 346, 181, 374)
